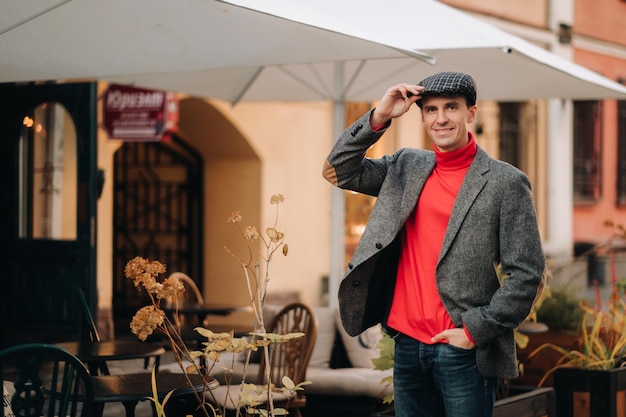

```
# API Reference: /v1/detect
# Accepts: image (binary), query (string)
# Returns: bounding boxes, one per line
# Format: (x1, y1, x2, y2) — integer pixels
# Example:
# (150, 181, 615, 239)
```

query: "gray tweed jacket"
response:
(323, 111, 545, 379)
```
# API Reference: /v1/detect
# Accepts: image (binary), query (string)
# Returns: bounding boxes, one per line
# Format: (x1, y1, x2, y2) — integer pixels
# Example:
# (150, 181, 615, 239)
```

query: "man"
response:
(322, 72, 545, 417)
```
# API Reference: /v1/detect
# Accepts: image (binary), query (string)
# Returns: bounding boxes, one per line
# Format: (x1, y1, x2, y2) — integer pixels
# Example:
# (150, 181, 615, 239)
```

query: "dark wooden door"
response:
(0, 82, 97, 348)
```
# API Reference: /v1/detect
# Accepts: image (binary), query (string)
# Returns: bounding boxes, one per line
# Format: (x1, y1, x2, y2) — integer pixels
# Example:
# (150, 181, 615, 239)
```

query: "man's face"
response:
(421, 96, 477, 152)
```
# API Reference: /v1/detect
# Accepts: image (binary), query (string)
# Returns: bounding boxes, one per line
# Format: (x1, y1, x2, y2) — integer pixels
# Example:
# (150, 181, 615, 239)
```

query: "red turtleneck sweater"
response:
(387, 134, 477, 344)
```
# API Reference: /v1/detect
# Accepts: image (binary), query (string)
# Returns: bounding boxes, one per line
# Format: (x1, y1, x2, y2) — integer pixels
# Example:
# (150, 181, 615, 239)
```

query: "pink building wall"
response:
(572, 0, 626, 244)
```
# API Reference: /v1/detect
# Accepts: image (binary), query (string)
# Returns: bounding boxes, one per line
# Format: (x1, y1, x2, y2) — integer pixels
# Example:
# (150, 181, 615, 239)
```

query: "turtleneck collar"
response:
(434, 132, 477, 170)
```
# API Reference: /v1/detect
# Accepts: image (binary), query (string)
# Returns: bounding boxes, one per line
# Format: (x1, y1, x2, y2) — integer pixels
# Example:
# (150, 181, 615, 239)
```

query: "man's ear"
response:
(467, 105, 478, 124)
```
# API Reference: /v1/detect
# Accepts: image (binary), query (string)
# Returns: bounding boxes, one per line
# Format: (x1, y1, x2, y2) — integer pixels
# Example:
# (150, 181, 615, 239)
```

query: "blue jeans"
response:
(393, 332, 497, 417)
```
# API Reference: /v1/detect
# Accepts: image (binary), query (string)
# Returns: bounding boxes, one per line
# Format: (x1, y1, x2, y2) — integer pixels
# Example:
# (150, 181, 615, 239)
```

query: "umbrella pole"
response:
(329, 63, 346, 309)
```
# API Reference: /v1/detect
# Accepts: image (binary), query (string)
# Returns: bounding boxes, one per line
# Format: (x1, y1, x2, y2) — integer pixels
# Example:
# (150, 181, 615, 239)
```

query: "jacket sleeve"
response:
(322, 110, 393, 197)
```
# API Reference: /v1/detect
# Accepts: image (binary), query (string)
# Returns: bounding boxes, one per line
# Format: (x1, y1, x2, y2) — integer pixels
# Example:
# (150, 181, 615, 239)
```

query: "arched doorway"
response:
(176, 97, 262, 307)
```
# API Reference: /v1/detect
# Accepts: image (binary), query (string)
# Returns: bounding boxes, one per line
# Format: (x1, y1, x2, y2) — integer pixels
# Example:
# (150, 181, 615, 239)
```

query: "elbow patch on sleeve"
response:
(322, 160, 339, 186)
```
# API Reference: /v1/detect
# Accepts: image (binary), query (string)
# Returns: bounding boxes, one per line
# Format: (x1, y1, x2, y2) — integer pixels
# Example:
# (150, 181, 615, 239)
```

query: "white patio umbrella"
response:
(0, 0, 430, 90)
(3, 0, 626, 306)
(213, 0, 626, 102)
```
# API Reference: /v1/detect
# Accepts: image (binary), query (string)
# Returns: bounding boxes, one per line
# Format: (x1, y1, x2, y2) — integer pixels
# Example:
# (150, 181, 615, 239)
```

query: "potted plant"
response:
(528, 252, 626, 417)
(125, 194, 312, 417)
(514, 286, 584, 387)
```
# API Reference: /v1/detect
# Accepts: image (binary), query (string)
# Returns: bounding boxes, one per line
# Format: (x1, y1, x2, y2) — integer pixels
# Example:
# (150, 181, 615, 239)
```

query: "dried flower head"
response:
(270, 194, 284, 205)
(124, 256, 167, 290)
(130, 305, 165, 341)
(243, 226, 260, 240)
(157, 275, 185, 300)
(227, 211, 243, 223)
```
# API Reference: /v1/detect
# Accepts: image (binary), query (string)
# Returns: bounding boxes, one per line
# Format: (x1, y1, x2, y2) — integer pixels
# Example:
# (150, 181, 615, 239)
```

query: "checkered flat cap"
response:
(416, 71, 477, 108)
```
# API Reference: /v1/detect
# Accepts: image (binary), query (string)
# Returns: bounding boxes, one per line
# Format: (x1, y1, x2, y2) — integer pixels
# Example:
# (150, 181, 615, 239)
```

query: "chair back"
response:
(0, 343, 94, 417)
(257, 302, 318, 387)
(165, 272, 204, 307)
(165, 272, 204, 329)
(76, 287, 100, 343)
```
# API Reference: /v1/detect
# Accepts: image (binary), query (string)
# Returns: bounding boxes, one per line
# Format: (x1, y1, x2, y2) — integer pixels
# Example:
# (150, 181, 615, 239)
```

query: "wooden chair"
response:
(76, 287, 159, 375)
(75, 286, 116, 376)
(1, 343, 94, 417)
(207, 302, 318, 417)
(164, 272, 205, 332)
(77, 286, 101, 343)
(167, 272, 204, 305)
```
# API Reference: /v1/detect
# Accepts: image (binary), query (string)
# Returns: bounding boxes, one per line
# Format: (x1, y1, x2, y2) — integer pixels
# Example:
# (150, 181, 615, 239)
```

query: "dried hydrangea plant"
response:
(126, 194, 309, 417)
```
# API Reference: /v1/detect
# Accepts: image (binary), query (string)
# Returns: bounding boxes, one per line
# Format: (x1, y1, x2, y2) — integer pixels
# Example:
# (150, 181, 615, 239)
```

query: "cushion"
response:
(308, 306, 337, 368)
(305, 366, 392, 398)
(334, 310, 384, 369)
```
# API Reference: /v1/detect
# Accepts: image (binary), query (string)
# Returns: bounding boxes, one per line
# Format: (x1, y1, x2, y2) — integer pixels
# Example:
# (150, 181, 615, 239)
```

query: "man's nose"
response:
(435, 110, 448, 123)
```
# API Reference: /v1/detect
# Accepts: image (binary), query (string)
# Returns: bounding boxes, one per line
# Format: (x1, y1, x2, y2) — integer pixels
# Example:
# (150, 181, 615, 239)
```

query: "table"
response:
(92, 372, 219, 417)
(55, 340, 166, 375)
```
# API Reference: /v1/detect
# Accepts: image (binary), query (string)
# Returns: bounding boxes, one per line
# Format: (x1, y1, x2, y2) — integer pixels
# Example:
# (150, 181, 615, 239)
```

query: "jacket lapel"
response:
(438, 148, 490, 263)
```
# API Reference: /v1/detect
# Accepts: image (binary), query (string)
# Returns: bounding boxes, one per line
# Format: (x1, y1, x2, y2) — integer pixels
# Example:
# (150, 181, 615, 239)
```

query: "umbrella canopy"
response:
(0, 0, 426, 95)
(1, 0, 626, 101)
(220, 0, 626, 102)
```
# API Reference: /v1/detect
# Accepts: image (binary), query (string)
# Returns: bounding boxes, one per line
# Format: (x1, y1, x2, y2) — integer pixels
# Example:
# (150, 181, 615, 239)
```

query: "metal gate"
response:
(112, 136, 203, 324)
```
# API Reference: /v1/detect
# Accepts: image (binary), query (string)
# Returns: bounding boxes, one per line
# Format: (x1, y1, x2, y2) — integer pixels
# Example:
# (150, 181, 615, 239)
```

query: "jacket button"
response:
(375, 242, 383, 249)
(351, 124, 363, 136)
(352, 281, 360, 287)
(348, 263, 354, 269)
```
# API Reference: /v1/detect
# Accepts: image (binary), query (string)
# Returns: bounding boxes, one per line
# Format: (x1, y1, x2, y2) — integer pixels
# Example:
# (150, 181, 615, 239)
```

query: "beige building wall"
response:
(96, 83, 122, 338)
(208, 100, 334, 307)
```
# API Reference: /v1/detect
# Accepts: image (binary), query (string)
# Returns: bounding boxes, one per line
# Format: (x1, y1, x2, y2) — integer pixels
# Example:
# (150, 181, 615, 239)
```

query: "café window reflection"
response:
(19, 102, 77, 240)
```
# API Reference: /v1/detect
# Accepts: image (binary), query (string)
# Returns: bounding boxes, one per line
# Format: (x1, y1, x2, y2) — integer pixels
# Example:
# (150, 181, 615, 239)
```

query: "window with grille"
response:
(573, 101, 603, 203)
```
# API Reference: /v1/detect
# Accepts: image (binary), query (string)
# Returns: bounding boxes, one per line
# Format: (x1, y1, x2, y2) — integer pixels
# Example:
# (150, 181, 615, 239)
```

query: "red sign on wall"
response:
(102, 84, 178, 141)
